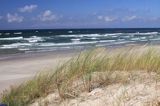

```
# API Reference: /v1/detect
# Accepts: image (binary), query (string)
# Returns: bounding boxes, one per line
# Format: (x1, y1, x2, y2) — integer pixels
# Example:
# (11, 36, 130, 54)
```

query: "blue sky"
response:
(0, 0, 160, 29)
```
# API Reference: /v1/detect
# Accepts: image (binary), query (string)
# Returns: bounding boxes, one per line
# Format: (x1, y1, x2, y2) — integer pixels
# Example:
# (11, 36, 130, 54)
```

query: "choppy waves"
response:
(0, 30, 160, 53)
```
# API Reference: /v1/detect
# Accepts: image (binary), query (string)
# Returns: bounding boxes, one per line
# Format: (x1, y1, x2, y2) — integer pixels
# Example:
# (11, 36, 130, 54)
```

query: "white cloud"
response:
(104, 16, 116, 22)
(19, 4, 37, 13)
(7, 13, 24, 23)
(39, 10, 57, 22)
(97, 16, 116, 22)
(123, 15, 137, 21)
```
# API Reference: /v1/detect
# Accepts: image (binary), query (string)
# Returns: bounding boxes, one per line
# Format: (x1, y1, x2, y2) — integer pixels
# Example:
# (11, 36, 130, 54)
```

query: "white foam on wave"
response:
(71, 38, 80, 41)
(0, 36, 23, 40)
(71, 38, 80, 43)
(38, 41, 97, 47)
(59, 34, 88, 37)
(83, 37, 99, 40)
(14, 32, 22, 35)
(131, 38, 140, 41)
(0, 43, 32, 49)
(59, 33, 122, 38)
(90, 37, 98, 40)
(131, 32, 159, 36)
(99, 40, 116, 43)
(24, 36, 44, 43)
(71, 39, 81, 43)
(130, 37, 147, 41)
(18, 48, 30, 51)
(104, 33, 123, 36)
(68, 31, 73, 33)
(140, 37, 147, 39)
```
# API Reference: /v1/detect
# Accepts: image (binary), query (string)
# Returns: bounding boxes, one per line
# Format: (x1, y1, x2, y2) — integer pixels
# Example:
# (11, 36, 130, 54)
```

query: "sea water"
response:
(0, 28, 160, 54)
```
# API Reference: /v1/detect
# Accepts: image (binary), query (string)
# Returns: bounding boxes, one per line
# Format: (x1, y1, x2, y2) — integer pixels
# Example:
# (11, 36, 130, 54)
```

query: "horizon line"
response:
(1, 27, 160, 31)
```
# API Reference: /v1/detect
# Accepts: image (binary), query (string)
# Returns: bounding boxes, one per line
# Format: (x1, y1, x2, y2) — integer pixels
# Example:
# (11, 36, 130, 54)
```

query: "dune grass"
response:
(1, 46, 160, 106)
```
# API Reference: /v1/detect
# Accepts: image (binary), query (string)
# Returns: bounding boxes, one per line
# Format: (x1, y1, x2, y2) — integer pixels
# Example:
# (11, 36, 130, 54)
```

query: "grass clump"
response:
(1, 46, 160, 106)
(0, 72, 55, 106)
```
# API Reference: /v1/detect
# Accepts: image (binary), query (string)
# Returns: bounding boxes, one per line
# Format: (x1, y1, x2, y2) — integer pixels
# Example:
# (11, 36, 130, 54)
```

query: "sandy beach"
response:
(1, 46, 160, 105)
(0, 50, 77, 93)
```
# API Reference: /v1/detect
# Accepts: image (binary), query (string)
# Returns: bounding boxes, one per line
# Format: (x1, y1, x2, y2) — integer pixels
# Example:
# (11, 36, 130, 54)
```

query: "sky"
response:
(0, 0, 160, 29)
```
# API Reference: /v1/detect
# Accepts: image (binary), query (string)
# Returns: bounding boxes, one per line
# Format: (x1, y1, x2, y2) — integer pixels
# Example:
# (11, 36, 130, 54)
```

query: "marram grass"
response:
(1, 46, 160, 106)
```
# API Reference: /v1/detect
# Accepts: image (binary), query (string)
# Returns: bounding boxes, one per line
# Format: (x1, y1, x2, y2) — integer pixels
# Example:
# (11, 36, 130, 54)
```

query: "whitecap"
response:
(104, 33, 123, 36)
(0, 37, 23, 40)
(140, 37, 146, 39)
(68, 31, 73, 33)
(131, 38, 140, 41)
(90, 37, 98, 40)
(18, 48, 30, 51)
(84, 37, 98, 40)
(71, 38, 80, 43)
(38, 41, 97, 47)
(99, 40, 116, 43)
(134, 32, 158, 35)
(0, 43, 32, 49)
(59, 34, 76, 37)
(59, 34, 102, 38)
(24, 36, 44, 43)
(14, 32, 22, 35)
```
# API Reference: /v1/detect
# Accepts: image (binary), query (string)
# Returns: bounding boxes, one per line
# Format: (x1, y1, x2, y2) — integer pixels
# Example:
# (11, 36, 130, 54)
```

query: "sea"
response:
(0, 28, 160, 54)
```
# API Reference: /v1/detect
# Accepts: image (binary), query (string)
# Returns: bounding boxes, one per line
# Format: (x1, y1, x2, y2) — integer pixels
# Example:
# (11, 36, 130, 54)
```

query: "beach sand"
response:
(0, 45, 143, 93)
(0, 50, 77, 93)
(2, 46, 160, 106)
